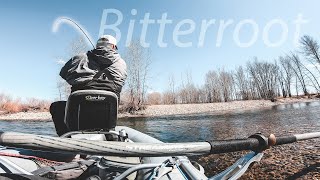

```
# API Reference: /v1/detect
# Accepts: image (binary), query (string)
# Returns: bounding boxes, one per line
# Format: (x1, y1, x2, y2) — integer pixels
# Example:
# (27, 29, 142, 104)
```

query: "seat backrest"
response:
(64, 90, 118, 131)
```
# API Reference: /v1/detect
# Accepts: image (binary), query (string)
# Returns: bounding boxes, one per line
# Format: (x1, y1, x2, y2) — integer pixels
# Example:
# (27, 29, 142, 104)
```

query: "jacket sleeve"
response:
(59, 54, 96, 85)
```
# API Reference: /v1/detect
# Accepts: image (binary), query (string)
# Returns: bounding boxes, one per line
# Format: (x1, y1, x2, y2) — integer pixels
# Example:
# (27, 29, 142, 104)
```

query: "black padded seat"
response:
(64, 90, 118, 131)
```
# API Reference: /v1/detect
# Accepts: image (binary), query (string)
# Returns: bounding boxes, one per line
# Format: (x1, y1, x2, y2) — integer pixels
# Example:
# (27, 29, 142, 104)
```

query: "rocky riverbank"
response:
(195, 133, 320, 179)
(195, 141, 320, 179)
(0, 98, 318, 120)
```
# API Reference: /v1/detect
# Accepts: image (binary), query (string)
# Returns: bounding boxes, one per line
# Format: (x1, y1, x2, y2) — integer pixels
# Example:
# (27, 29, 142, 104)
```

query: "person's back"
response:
(60, 35, 127, 97)
(50, 35, 127, 136)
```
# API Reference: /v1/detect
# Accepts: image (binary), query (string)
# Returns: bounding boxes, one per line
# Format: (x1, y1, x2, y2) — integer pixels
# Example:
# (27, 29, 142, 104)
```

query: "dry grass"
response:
(0, 93, 51, 114)
(1, 101, 22, 113)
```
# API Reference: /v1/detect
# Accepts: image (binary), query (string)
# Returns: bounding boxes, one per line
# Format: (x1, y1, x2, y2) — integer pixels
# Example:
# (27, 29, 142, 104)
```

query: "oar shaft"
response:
(0, 132, 211, 157)
(295, 132, 320, 141)
(275, 132, 320, 145)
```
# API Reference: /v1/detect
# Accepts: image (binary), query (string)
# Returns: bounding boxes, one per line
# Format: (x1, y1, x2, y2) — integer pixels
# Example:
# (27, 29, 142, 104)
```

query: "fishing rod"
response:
(53, 17, 95, 49)
(0, 131, 318, 157)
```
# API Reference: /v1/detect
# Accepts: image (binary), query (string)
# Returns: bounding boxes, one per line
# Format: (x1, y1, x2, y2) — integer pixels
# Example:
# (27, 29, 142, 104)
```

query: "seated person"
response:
(50, 35, 127, 136)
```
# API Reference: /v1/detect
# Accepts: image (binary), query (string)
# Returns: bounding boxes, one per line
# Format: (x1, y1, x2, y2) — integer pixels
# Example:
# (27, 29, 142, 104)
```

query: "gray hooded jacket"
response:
(60, 47, 127, 93)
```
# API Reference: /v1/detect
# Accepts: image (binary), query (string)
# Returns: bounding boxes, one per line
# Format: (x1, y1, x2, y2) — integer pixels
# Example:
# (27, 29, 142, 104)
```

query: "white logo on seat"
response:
(85, 95, 106, 101)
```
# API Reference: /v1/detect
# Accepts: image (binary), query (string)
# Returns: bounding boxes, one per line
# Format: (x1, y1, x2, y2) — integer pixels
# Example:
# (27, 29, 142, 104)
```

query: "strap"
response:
(32, 167, 54, 176)
(32, 160, 95, 176)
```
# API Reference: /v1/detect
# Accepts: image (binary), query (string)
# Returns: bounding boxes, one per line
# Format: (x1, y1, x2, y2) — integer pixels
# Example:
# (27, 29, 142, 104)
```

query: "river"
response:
(0, 101, 319, 142)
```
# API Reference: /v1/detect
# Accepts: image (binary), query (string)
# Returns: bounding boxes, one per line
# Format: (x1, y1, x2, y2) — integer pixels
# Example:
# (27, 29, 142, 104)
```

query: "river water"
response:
(0, 101, 319, 142)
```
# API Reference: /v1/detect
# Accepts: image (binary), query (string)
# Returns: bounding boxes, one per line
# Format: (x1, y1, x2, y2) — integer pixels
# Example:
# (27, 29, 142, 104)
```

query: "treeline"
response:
(57, 36, 320, 112)
(139, 35, 320, 105)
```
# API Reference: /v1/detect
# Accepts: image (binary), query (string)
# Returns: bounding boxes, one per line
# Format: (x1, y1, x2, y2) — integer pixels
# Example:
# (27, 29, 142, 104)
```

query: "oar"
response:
(0, 132, 318, 157)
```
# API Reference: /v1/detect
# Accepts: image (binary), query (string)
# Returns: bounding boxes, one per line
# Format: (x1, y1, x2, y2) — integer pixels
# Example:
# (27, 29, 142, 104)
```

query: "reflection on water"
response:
(0, 101, 319, 143)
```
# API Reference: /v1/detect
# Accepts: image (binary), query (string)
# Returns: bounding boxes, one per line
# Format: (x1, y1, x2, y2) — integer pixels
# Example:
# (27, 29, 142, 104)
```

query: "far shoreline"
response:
(119, 97, 319, 118)
(0, 97, 318, 121)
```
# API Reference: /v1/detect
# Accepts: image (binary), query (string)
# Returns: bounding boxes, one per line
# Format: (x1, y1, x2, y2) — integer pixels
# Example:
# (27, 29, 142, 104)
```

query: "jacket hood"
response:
(87, 47, 120, 67)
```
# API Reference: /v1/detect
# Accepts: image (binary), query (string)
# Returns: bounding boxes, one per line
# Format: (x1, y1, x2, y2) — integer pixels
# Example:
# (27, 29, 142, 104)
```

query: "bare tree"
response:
(162, 92, 172, 104)
(296, 59, 320, 93)
(147, 92, 162, 105)
(299, 35, 320, 92)
(278, 66, 288, 98)
(300, 35, 320, 68)
(247, 59, 279, 100)
(279, 56, 293, 97)
(234, 66, 247, 100)
(288, 54, 309, 95)
(197, 87, 208, 103)
(123, 40, 152, 112)
(204, 70, 222, 102)
(219, 69, 234, 102)
(178, 70, 200, 104)
(162, 74, 176, 104)
(248, 78, 260, 100)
